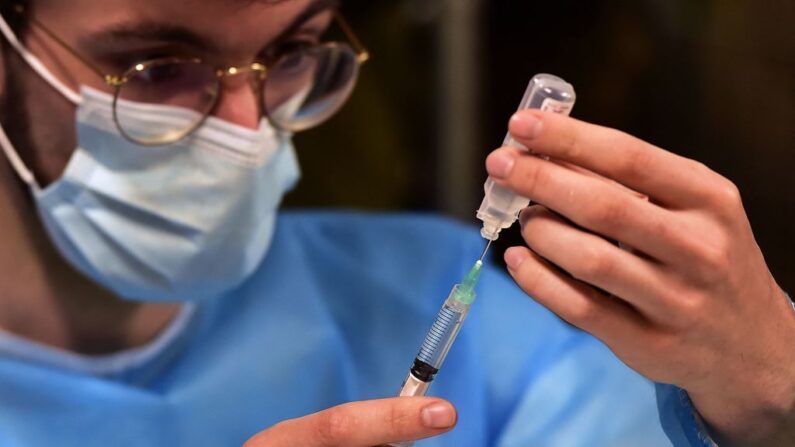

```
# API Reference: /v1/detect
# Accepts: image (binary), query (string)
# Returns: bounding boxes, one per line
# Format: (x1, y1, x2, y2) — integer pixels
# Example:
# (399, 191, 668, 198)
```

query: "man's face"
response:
(6, 0, 333, 184)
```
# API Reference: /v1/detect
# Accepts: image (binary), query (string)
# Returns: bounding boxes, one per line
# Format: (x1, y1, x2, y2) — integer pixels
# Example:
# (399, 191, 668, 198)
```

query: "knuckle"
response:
(698, 244, 728, 274)
(515, 157, 547, 198)
(675, 294, 705, 328)
(316, 407, 353, 446)
(692, 236, 731, 278)
(588, 199, 627, 228)
(517, 256, 545, 294)
(560, 126, 585, 159)
(566, 298, 600, 327)
(571, 248, 613, 282)
(647, 212, 674, 242)
(679, 236, 735, 290)
(617, 136, 654, 178)
(690, 160, 713, 176)
(705, 178, 742, 214)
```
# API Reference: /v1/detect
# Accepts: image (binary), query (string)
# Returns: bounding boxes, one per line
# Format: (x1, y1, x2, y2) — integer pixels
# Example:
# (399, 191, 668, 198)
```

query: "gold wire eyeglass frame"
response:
(12, 3, 370, 145)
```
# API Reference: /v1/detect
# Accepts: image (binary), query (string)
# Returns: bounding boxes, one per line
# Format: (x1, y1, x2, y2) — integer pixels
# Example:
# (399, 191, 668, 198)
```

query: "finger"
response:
(243, 397, 457, 447)
(507, 110, 721, 207)
(553, 159, 648, 200)
(519, 205, 678, 321)
(503, 245, 649, 350)
(486, 148, 690, 265)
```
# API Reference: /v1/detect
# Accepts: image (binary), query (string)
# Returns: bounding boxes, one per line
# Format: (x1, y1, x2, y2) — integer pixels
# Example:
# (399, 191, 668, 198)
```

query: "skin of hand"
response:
(485, 110, 795, 445)
(242, 397, 457, 447)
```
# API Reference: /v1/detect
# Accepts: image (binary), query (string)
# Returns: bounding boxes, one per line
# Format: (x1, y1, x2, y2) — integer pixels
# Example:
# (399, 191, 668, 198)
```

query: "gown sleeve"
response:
(655, 384, 718, 446)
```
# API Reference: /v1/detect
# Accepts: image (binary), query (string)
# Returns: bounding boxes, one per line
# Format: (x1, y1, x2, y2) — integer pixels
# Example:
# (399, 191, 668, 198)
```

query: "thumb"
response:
(243, 397, 457, 447)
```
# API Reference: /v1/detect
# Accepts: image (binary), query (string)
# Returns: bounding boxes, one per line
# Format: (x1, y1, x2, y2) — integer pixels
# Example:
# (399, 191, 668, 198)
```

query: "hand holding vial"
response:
(488, 107, 795, 446)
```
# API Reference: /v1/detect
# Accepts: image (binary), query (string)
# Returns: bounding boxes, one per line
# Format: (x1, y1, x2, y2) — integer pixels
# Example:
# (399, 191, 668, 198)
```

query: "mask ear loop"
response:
(0, 122, 39, 190)
(0, 12, 84, 191)
(0, 13, 81, 105)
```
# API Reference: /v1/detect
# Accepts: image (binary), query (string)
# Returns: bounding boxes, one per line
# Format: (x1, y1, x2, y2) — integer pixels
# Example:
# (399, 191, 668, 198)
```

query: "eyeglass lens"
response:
(113, 44, 360, 145)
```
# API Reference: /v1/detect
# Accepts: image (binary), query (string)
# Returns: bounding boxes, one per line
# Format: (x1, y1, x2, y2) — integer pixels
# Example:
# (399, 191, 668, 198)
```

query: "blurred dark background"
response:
(285, 0, 795, 292)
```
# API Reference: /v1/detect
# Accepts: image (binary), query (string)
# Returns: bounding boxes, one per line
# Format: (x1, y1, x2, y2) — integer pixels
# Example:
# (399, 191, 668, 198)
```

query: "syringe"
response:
(389, 74, 575, 447)
(387, 259, 483, 447)
(395, 259, 484, 396)
(477, 74, 576, 241)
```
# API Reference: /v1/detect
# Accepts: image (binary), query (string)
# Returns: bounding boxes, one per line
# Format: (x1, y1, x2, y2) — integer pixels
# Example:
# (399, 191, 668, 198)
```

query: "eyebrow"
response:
(83, 0, 339, 54)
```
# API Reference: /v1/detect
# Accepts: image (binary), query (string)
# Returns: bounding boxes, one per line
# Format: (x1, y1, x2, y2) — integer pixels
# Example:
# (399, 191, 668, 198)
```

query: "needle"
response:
(479, 240, 493, 262)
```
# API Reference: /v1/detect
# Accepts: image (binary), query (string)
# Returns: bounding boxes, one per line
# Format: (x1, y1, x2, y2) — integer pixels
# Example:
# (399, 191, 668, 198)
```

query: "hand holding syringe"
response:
(389, 74, 576, 446)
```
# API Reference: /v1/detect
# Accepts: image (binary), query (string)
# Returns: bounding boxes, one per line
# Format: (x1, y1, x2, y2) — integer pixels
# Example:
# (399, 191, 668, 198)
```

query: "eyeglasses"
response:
(12, 4, 369, 146)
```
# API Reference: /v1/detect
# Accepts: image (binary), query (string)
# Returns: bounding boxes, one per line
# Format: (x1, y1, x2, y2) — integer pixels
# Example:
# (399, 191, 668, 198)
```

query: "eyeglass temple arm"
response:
(334, 11, 369, 63)
(11, 3, 121, 85)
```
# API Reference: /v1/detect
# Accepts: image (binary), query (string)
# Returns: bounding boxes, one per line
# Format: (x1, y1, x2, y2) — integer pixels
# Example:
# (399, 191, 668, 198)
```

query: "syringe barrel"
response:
(396, 285, 470, 400)
(477, 74, 576, 240)
(416, 286, 469, 372)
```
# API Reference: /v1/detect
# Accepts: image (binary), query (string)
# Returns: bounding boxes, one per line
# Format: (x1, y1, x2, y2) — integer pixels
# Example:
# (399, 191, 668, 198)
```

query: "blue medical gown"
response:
(0, 211, 703, 446)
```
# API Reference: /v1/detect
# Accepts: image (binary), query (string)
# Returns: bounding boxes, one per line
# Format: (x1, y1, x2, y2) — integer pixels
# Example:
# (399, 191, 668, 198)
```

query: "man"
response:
(0, 0, 792, 446)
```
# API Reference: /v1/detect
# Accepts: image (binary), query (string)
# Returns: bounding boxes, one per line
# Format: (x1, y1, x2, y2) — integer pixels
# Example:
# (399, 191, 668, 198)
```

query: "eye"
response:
(136, 62, 186, 83)
(263, 38, 316, 65)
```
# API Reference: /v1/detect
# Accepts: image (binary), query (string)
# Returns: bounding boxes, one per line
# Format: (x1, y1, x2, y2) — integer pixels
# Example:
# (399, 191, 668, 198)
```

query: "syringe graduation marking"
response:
(417, 305, 461, 365)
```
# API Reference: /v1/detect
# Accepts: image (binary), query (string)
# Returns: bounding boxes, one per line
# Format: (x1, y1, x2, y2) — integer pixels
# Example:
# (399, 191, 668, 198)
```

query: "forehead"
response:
(33, 0, 315, 25)
(31, 0, 323, 55)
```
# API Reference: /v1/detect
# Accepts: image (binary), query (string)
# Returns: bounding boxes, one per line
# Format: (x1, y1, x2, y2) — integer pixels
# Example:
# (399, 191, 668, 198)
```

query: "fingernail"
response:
(510, 112, 542, 139)
(504, 247, 529, 270)
(421, 402, 456, 429)
(486, 150, 515, 179)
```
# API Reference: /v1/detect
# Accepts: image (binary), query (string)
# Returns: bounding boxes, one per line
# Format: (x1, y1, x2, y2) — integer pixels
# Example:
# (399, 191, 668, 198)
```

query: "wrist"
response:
(691, 294, 795, 445)
(691, 387, 795, 445)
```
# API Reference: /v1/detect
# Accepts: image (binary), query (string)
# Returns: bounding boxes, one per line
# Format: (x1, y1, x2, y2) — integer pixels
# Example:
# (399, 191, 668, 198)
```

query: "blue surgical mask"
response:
(0, 16, 300, 302)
